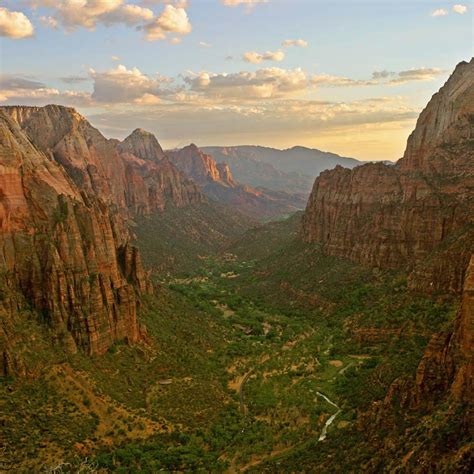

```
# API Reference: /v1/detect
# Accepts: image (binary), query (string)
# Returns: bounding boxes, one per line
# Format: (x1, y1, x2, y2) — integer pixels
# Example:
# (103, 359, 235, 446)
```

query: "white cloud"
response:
(185, 67, 308, 100)
(243, 50, 285, 64)
(0, 7, 34, 39)
(111, 55, 120, 61)
(101, 4, 154, 26)
(199, 41, 212, 48)
(29, 1, 192, 42)
(90, 64, 174, 103)
(143, 5, 191, 41)
(282, 39, 308, 48)
(431, 8, 448, 16)
(453, 4, 468, 14)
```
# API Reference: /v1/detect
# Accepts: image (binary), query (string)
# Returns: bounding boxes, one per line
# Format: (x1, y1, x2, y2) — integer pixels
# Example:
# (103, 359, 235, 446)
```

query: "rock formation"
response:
(168, 144, 306, 219)
(301, 59, 474, 294)
(168, 144, 232, 186)
(2, 105, 204, 217)
(118, 128, 165, 163)
(0, 110, 146, 364)
(0, 106, 204, 368)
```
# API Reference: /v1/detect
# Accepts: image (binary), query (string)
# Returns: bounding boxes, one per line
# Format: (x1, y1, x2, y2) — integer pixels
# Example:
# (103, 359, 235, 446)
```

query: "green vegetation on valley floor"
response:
(1, 213, 467, 472)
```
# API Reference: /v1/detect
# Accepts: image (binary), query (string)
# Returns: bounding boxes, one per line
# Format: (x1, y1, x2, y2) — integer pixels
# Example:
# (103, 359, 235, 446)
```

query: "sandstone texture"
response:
(0, 106, 205, 368)
(301, 59, 474, 294)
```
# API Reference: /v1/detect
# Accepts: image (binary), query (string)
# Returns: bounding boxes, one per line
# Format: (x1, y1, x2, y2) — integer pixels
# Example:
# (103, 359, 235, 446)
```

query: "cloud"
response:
(0, 7, 34, 39)
(141, 0, 188, 6)
(112, 55, 121, 61)
(39, 15, 58, 29)
(453, 4, 468, 14)
(431, 8, 448, 16)
(372, 70, 395, 79)
(90, 64, 175, 103)
(243, 50, 285, 64)
(312, 74, 377, 87)
(0, 73, 91, 106)
(184, 67, 308, 100)
(282, 39, 308, 48)
(199, 41, 212, 48)
(85, 95, 419, 160)
(142, 5, 191, 41)
(0, 75, 46, 90)
(30, 1, 191, 42)
(312, 67, 447, 88)
(100, 4, 154, 26)
(389, 67, 446, 84)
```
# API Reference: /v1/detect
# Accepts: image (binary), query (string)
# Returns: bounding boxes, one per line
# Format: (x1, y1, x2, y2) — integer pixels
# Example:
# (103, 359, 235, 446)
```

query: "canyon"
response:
(0, 59, 472, 472)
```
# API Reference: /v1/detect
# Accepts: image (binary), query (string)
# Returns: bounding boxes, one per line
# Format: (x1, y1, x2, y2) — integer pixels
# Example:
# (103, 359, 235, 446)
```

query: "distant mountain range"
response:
(202, 145, 362, 194)
(168, 144, 306, 219)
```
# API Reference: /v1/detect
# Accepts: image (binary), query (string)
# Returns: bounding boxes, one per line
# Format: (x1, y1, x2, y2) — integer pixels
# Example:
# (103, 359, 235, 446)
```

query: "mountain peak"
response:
(119, 128, 164, 162)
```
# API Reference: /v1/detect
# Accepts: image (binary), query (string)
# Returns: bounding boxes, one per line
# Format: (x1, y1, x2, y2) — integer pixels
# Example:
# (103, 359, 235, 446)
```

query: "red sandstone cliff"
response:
(2, 105, 204, 216)
(301, 59, 474, 294)
(0, 106, 204, 368)
(0, 110, 147, 367)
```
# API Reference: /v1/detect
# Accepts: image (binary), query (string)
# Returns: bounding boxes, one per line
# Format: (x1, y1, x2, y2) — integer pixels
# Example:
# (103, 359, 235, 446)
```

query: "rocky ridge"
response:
(0, 105, 206, 369)
(2, 105, 204, 216)
(0, 110, 148, 368)
(301, 59, 474, 294)
(168, 144, 306, 219)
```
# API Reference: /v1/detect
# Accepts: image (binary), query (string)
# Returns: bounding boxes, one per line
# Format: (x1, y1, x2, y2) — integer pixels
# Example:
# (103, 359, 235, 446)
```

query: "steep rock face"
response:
(117, 128, 165, 163)
(358, 256, 473, 471)
(168, 144, 305, 219)
(168, 144, 233, 186)
(202, 145, 360, 194)
(2, 106, 204, 216)
(0, 111, 147, 363)
(301, 59, 474, 294)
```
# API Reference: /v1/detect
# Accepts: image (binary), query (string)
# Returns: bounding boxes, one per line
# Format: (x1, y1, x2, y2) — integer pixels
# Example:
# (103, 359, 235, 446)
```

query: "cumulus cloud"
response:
(0, 7, 34, 39)
(30, 1, 191, 42)
(184, 67, 308, 100)
(453, 4, 468, 14)
(243, 50, 285, 64)
(142, 5, 191, 41)
(282, 39, 308, 48)
(90, 64, 175, 103)
(431, 8, 448, 16)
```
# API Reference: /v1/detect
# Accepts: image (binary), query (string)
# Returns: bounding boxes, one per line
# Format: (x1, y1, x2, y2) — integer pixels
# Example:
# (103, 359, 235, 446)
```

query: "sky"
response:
(0, 0, 472, 161)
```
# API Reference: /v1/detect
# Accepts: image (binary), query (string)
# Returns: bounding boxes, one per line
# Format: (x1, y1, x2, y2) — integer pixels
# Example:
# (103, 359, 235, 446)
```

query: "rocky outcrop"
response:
(168, 144, 234, 186)
(301, 59, 474, 294)
(202, 145, 360, 194)
(117, 128, 165, 163)
(168, 144, 306, 219)
(2, 106, 204, 216)
(0, 110, 147, 363)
